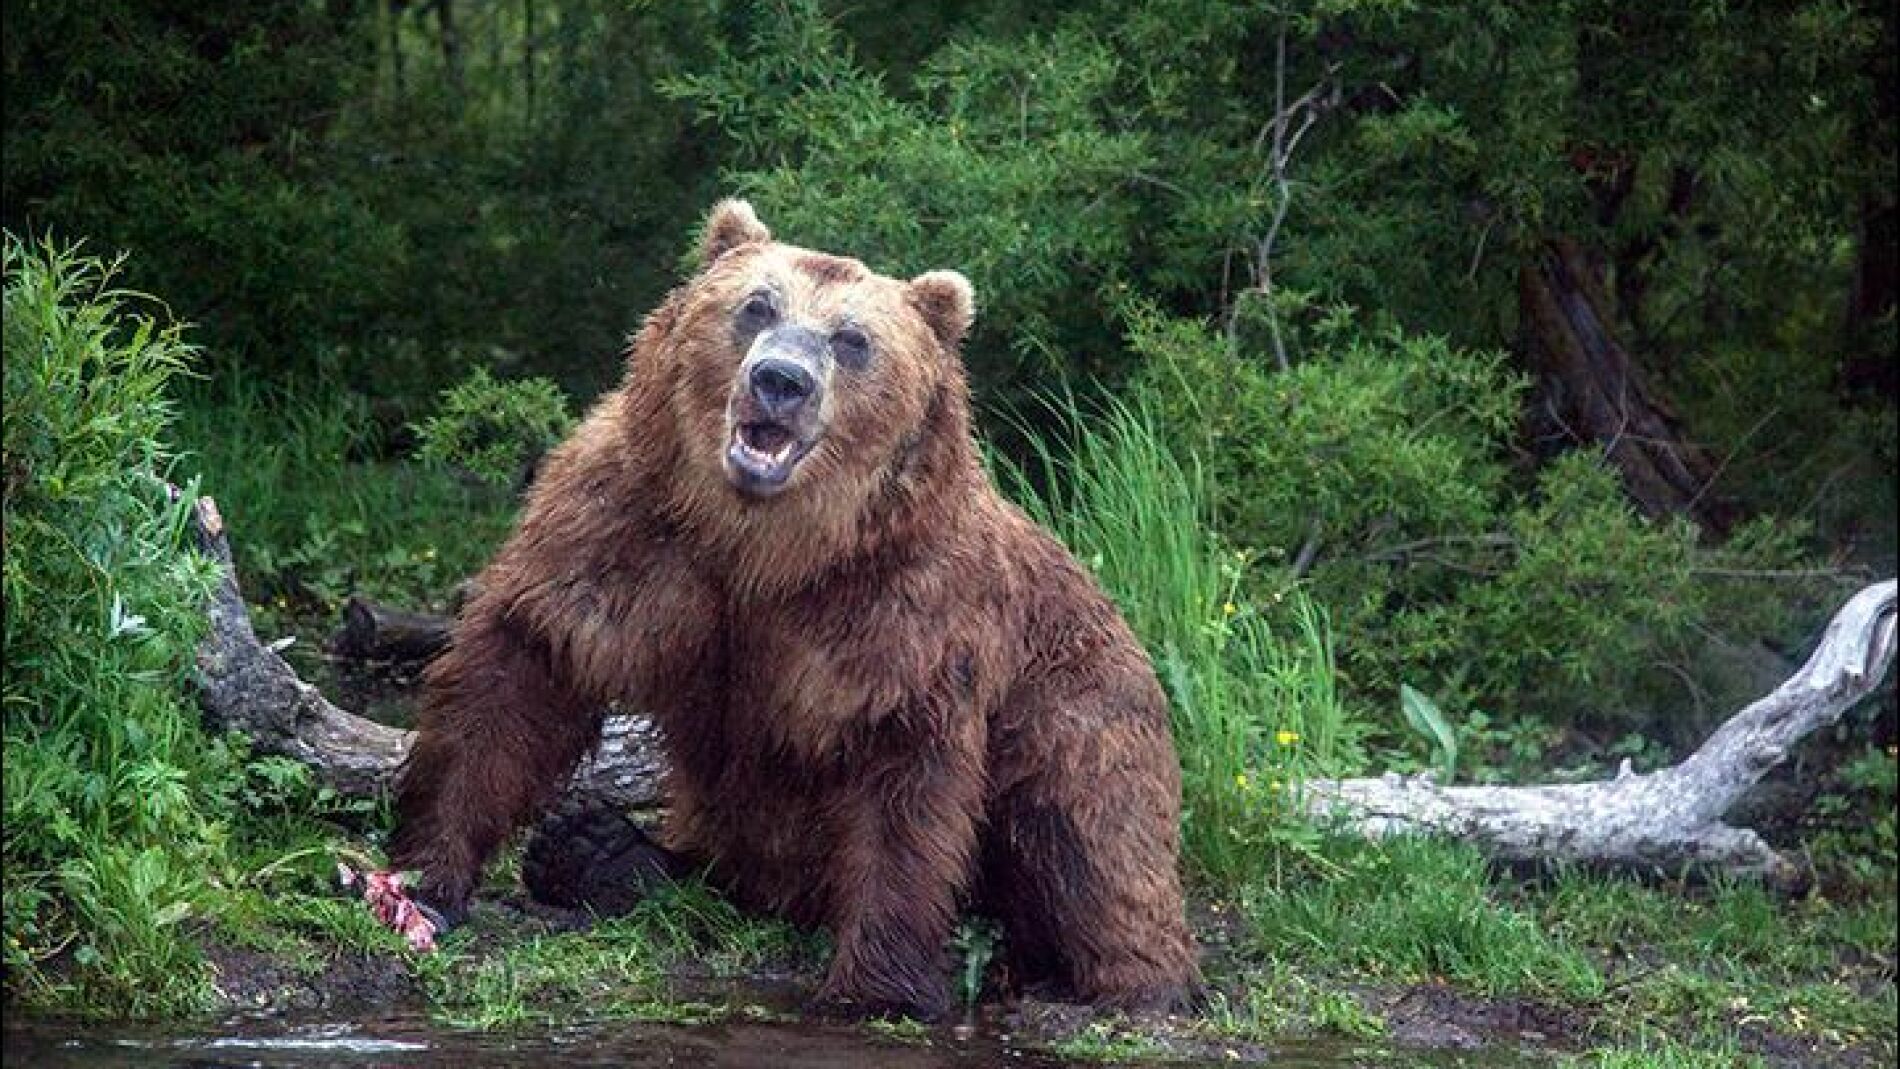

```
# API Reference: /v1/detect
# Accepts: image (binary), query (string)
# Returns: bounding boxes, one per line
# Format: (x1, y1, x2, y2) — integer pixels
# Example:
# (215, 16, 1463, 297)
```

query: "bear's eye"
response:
(831, 327, 871, 370)
(738, 291, 778, 329)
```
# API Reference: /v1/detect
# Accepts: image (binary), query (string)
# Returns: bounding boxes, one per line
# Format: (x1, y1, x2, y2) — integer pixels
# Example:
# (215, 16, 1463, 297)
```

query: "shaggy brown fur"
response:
(389, 200, 1200, 1018)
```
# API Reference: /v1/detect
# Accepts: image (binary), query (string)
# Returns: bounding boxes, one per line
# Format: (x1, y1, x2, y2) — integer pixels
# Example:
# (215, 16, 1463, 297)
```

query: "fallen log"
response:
(190, 496, 662, 810)
(332, 595, 452, 662)
(1301, 579, 1897, 889)
(189, 494, 1895, 886)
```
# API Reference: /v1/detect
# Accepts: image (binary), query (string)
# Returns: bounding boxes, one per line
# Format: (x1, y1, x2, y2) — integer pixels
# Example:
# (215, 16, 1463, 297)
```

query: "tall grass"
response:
(997, 395, 1364, 890)
(173, 377, 517, 616)
(2, 236, 239, 1013)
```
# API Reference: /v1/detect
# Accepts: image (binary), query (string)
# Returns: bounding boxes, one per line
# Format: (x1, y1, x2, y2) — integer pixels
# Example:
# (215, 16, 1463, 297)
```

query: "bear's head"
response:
(628, 200, 980, 585)
(679, 200, 974, 500)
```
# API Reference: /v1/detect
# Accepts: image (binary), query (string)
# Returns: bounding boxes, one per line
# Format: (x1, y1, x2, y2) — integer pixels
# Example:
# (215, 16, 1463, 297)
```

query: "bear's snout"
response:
(749, 358, 816, 419)
(725, 325, 830, 497)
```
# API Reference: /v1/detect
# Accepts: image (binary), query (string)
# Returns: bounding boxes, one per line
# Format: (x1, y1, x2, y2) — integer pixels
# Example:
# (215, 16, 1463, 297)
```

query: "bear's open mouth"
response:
(725, 420, 814, 493)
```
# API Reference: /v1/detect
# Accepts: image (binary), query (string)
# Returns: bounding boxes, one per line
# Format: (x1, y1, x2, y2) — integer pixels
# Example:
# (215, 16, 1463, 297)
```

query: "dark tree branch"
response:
(1519, 238, 1734, 532)
(332, 595, 452, 662)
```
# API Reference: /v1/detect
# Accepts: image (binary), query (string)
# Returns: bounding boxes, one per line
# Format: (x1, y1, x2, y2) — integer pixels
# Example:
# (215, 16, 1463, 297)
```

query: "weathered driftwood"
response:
(190, 496, 662, 810)
(1300, 579, 1897, 888)
(191, 493, 1894, 885)
(332, 595, 452, 662)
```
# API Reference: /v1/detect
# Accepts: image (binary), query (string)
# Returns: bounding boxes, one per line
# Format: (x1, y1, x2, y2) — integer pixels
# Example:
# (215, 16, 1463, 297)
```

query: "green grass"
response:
(1565, 1038, 1767, 1068)
(1199, 960, 1387, 1042)
(3, 237, 240, 1014)
(998, 394, 1365, 890)
(417, 878, 823, 1028)
(173, 375, 517, 617)
(1044, 1018, 1176, 1062)
(1530, 871, 1897, 1051)
(1168, 835, 1894, 1060)
(1240, 836, 1603, 1001)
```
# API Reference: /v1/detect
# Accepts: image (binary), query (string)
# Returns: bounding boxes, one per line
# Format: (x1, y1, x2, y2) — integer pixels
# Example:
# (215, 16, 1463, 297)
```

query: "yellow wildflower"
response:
(1223, 602, 1238, 616)
(1275, 729, 1300, 746)
(1234, 773, 1250, 790)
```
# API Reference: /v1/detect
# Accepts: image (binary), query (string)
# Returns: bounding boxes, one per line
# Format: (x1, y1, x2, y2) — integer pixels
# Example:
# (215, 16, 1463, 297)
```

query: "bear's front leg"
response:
(813, 728, 985, 1021)
(389, 606, 604, 921)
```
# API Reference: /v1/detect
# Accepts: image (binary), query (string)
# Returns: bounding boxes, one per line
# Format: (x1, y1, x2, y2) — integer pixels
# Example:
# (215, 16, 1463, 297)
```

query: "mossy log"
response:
(190, 495, 1893, 886)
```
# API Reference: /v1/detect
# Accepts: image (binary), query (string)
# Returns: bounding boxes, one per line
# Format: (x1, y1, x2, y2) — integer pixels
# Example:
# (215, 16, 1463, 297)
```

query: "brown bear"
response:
(387, 200, 1200, 1018)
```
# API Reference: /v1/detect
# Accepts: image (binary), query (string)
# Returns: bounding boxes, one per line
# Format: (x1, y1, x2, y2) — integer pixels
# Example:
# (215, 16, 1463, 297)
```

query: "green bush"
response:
(2, 236, 235, 1013)
(663, 0, 1877, 765)
(662, 0, 1279, 403)
(1129, 304, 1824, 752)
(414, 368, 576, 489)
(172, 376, 518, 621)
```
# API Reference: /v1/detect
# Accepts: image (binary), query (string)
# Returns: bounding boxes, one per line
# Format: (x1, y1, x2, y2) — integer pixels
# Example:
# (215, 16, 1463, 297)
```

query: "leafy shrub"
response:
(1129, 304, 1824, 748)
(662, 0, 1279, 403)
(172, 376, 519, 622)
(1128, 299, 1525, 565)
(414, 368, 576, 489)
(665, 0, 1872, 769)
(2, 236, 236, 1012)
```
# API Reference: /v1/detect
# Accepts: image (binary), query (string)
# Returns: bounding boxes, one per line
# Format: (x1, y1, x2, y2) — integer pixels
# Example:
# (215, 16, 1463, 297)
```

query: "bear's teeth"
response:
(736, 439, 792, 466)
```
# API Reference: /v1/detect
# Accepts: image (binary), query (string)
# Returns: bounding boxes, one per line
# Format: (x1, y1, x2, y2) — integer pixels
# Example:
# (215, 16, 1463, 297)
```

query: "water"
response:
(5, 1010, 1553, 1068)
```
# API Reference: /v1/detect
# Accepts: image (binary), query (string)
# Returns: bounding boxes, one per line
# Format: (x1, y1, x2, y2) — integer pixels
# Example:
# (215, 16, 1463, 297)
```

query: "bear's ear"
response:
(908, 270, 976, 349)
(699, 199, 772, 267)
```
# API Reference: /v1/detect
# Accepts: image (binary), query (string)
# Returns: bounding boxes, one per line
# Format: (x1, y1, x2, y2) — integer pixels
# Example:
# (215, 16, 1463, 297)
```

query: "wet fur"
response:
(390, 204, 1200, 1016)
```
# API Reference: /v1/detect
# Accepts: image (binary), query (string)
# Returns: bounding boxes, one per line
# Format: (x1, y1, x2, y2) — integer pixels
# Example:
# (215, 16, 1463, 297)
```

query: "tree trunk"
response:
(522, 0, 537, 123)
(1842, 0, 1897, 398)
(1843, 193, 1897, 399)
(386, 0, 407, 99)
(434, 0, 463, 99)
(1519, 237, 1732, 532)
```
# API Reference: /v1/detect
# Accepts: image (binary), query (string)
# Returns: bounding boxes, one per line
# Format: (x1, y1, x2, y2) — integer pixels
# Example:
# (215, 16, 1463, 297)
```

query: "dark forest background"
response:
(10, 0, 1892, 733)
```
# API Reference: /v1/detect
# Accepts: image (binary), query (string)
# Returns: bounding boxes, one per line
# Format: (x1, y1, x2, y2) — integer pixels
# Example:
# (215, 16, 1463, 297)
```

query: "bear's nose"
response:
(749, 358, 816, 417)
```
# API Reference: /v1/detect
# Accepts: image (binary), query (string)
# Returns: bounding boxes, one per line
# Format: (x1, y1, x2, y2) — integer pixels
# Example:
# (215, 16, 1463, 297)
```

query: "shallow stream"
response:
(4, 1009, 1555, 1068)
